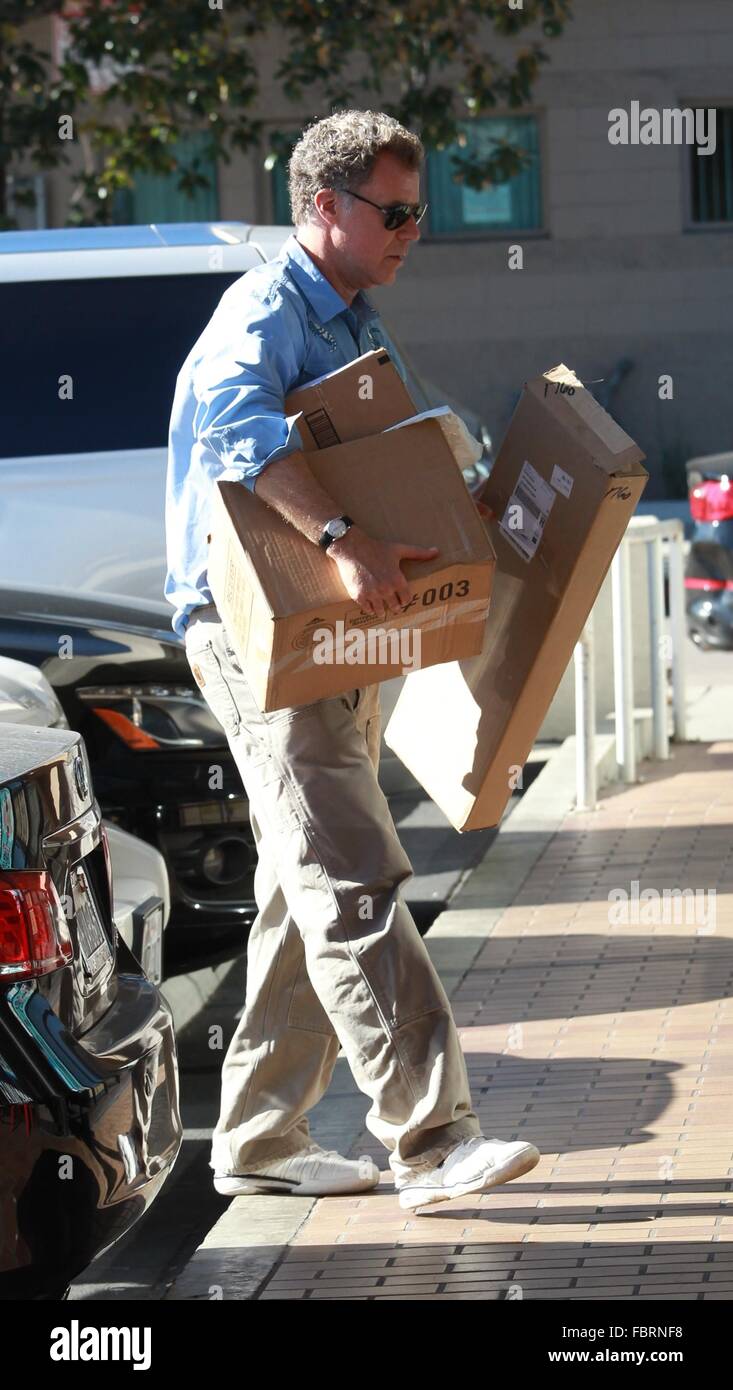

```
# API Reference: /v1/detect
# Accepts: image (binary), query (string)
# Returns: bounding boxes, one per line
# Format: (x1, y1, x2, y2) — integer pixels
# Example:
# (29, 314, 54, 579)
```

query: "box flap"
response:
(284, 348, 416, 449)
(526, 364, 646, 476)
(386, 407, 483, 471)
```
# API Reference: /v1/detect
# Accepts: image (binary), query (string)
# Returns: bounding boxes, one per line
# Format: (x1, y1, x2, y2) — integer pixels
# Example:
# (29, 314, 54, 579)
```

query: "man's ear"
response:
(312, 187, 340, 226)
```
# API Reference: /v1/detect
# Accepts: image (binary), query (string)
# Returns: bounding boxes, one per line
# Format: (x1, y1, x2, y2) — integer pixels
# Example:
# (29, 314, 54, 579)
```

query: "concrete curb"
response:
(164, 727, 633, 1300)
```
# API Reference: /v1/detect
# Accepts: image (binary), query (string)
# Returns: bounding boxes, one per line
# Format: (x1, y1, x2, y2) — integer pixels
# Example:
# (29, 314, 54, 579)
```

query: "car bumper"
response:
(0, 956, 182, 1298)
(98, 753, 258, 936)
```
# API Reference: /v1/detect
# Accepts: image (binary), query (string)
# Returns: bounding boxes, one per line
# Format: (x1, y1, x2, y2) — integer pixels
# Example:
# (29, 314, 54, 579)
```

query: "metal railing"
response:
(574, 517, 688, 810)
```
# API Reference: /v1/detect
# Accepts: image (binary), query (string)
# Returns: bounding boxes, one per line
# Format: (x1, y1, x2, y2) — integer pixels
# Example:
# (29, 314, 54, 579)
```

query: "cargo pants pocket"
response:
(186, 634, 242, 740)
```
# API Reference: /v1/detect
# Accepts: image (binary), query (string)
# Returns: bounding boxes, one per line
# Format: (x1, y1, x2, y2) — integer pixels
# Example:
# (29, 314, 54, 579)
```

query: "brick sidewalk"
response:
(256, 740, 733, 1300)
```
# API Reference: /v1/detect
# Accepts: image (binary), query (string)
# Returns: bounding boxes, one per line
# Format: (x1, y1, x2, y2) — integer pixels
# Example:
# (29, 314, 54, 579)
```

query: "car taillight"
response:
(690, 477, 733, 522)
(0, 872, 73, 980)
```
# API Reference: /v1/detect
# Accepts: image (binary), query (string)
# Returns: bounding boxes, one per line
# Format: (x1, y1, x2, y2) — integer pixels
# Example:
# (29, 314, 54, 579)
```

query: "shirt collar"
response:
(282, 234, 380, 326)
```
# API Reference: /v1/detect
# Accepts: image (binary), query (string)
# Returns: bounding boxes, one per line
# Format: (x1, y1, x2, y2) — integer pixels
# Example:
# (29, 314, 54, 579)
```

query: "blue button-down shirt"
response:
(164, 233, 409, 640)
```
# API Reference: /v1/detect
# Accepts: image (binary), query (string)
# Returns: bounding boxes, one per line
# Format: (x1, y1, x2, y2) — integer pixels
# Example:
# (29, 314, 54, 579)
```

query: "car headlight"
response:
(76, 684, 227, 750)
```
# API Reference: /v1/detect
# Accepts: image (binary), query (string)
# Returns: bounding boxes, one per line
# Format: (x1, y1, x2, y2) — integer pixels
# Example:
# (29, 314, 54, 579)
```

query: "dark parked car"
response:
(0, 722, 182, 1299)
(0, 585, 257, 966)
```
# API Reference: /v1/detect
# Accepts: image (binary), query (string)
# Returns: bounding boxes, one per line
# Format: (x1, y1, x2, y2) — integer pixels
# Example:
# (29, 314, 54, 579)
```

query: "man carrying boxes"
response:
(164, 108, 540, 1210)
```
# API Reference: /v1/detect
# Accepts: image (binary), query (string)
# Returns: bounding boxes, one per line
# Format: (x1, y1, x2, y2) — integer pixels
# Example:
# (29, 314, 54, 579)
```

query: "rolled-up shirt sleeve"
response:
(191, 288, 307, 492)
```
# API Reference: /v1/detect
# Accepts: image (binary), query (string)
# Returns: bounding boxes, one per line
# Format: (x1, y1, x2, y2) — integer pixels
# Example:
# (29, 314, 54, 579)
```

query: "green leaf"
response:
(0, 0, 572, 225)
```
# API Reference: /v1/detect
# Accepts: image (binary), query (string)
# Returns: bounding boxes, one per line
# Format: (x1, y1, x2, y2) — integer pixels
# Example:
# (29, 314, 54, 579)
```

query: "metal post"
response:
(647, 534, 669, 759)
(611, 540, 636, 781)
(574, 610, 597, 809)
(667, 525, 688, 741)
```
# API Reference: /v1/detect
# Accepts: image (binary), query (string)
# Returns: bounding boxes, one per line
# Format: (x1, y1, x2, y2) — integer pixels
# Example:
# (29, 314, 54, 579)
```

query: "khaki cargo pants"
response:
(184, 603, 481, 1185)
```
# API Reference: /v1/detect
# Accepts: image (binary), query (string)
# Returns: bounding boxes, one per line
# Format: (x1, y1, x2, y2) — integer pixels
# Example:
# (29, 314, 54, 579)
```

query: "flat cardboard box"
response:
(285, 349, 416, 450)
(208, 412, 496, 711)
(384, 364, 649, 831)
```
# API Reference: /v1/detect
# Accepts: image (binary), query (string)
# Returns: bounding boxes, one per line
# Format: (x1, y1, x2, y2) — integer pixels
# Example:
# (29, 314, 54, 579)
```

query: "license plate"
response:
(72, 865, 112, 978)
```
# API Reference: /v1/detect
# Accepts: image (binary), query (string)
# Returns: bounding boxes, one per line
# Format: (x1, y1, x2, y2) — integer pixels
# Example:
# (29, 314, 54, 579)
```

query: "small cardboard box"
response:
(207, 412, 496, 712)
(384, 364, 649, 831)
(285, 349, 416, 449)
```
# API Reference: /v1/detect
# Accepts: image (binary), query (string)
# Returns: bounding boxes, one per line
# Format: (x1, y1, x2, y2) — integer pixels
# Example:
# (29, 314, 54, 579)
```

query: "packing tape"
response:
(266, 596, 490, 677)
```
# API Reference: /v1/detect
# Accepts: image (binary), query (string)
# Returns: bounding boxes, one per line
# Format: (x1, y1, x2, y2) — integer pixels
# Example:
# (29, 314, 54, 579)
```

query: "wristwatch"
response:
(318, 515, 354, 551)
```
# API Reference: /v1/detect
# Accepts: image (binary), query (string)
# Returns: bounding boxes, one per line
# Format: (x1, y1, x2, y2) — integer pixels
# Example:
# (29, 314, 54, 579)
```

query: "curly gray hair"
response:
(288, 109, 424, 227)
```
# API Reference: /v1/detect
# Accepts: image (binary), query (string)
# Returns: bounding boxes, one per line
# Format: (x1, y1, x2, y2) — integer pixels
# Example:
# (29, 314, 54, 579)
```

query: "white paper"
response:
(499, 459, 557, 563)
(383, 406, 453, 431)
(551, 463, 574, 498)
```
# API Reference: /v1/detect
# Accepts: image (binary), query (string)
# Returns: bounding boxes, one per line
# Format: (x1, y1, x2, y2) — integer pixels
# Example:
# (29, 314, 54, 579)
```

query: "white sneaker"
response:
(397, 1136, 540, 1211)
(213, 1142, 380, 1197)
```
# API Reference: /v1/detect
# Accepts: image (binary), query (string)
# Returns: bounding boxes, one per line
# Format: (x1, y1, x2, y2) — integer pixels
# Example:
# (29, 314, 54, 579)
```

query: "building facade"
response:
(14, 0, 733, 496)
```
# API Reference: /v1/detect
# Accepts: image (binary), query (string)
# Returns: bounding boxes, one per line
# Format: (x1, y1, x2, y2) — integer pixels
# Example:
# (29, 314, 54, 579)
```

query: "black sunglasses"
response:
(342, 188, 428, 231)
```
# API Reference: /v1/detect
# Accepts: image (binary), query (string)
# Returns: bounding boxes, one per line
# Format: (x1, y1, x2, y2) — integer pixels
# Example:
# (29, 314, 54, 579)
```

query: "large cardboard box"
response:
(285, 349, 416, 449)
(384, 364, 649, 831)
(208, 411, 496, 712)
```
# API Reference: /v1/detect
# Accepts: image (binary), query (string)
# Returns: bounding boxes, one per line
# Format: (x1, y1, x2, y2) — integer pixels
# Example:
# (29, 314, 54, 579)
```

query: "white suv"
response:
(0, 221, 490, 607)
(1, 223, 280, 602)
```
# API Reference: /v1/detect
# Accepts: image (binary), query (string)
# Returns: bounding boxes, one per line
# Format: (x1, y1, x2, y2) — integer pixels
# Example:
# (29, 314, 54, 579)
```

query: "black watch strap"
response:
(319, 515, 354, 551)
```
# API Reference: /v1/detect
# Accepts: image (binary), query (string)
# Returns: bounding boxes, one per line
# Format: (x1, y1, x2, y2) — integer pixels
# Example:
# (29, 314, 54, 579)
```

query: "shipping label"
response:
(499, 460, 557, 562)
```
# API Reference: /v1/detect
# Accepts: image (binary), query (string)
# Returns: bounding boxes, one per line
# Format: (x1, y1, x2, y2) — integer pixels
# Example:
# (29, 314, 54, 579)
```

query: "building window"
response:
(113, 132, 219, 225)
(425, 116, 542, 236)
(690, 107, 733, 224)
(4, 173, 47, 230)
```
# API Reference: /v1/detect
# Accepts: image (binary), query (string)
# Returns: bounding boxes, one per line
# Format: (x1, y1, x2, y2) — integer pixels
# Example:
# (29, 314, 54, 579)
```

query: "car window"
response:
(2, 269, 490, 461)
(2, 272, 243, 457)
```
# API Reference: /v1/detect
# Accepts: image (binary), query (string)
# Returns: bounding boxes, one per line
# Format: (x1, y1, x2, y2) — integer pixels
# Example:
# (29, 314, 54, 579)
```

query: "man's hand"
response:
(328, 526, 439, 617)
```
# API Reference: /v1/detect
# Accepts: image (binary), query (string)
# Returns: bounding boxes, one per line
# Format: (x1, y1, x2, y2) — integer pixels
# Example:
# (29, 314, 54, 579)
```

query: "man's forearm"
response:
(253, 449, 345, 545)
(250, 445, 438, 617)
